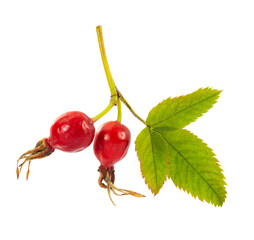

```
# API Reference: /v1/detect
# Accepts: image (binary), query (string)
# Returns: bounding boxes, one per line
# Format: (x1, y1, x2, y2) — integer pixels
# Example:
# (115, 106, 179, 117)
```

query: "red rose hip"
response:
(48, 111, 95, 152)
(93, 121, 131, 169)
(17, 111, 95, 179)
(94, 121, 144, 205)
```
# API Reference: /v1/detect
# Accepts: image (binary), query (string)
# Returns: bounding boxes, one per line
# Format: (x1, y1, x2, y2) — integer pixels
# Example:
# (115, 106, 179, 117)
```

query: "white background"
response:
(0, 0, 253, 239)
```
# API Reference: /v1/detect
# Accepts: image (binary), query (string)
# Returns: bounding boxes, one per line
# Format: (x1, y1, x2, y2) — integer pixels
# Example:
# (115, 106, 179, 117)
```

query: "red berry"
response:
(93, 121, 131, 169)
(48, 111, 95, 152)
(17, 111, 95, 179)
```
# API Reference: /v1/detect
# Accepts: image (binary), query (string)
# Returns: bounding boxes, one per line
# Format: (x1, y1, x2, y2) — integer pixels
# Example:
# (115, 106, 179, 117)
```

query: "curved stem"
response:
(96, 26, 146, 125)
(117, 90, 146, 125)
(92, 100, 115, 122)
(96, 26, 117, 97)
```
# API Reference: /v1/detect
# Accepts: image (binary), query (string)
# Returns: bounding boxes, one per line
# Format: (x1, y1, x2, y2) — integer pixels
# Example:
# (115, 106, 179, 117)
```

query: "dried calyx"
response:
(98, 166, 145, 206)
(16, 138, 54, 180)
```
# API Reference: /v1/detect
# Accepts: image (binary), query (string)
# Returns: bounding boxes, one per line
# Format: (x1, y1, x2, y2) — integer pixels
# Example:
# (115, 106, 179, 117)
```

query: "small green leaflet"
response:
(135, 88, 227, 206)
(135, 128, 169, 195)
(146, 87, 222, 131)
(163, 129, 226, 206)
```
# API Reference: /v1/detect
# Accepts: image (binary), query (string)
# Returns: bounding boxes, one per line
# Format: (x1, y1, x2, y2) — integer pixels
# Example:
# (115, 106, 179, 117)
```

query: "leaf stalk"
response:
(117, 90, 146, 125)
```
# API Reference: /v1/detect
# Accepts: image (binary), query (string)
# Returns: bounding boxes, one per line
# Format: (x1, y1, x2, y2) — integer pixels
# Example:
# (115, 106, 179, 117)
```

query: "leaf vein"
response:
(149, 128, 158, 190)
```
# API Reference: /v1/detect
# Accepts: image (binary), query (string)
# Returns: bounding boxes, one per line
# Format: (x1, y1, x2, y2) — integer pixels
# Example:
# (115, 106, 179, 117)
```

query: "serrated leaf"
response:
(146, 88, 222, 130)
(156, 128, 226, 206)
(135, 127, 169, 195)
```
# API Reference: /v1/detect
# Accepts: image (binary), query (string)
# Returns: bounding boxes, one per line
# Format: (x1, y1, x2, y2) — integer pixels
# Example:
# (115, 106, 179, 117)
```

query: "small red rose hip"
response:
(48, 111, 95, 152)
(93, 121, 131, 169)
(17, 111, 95, 180)
(94, 121, 144, 205)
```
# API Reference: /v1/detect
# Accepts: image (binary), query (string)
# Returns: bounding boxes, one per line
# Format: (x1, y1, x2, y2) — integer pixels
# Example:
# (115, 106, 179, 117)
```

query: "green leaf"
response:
(135, 87, 226, 206)
(157, 128, 227, 206)
(146, 88, 222, 130)
(135, 127, 169, 195)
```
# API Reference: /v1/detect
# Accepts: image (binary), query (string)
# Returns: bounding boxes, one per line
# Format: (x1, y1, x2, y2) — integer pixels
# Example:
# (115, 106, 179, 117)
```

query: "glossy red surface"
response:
(93, 121, 131, 168)
(48, 111, 95, 152)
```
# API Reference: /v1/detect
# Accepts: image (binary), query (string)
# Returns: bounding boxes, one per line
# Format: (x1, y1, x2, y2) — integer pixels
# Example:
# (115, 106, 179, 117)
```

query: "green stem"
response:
(96, 26, 146, 126)
(117, 98, 122, 122)
(117, 90, 146, 125)
(96, 26, 117, 98)
(92, 100, 115, 122)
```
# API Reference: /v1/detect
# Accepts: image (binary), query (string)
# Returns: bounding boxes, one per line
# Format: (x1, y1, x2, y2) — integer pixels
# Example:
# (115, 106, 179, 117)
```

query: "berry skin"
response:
(48, 111, 95, 152)
(93, 121, 131, 169)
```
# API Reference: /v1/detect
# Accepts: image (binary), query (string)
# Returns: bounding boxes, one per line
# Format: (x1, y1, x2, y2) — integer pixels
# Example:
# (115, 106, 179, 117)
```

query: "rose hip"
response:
(93, 121, 131, 169)
(48, 111, 95, 152)
(17, 111, 95, 179)
(93, 121, 144, 205)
